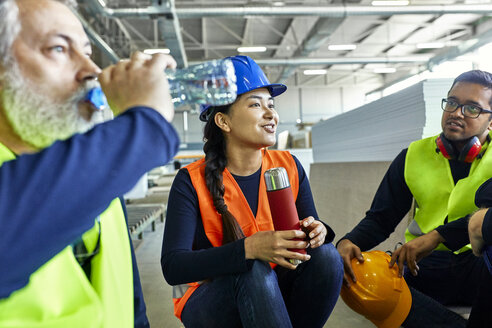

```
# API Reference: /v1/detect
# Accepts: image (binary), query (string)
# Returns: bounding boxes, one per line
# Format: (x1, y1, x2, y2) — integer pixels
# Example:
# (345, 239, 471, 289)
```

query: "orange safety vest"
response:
(172, 149, 299, 320)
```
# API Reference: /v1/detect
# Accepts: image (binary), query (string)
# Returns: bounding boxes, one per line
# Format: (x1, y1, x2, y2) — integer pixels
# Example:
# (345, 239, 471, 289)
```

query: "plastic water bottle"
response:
(84, 58, 237, 111)
(166, 58, 237, 107)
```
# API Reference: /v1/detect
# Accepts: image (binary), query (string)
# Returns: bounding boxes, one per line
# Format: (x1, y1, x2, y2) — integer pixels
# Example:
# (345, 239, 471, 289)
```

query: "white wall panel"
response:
(312, 78, 453, 163)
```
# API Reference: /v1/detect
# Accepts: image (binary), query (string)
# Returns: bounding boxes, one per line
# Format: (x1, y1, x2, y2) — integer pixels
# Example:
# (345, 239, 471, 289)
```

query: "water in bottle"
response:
(84, 58, 237, 111)
(166, 58, 237, 107)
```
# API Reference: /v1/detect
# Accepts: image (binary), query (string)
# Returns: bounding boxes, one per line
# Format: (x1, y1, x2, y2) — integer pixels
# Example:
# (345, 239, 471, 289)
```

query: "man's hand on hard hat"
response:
(468, 208, 487, 256)
(389, 230, 445, 277)
(336, 239, 364, 287)
(99, 51, 176, 122)
(244, 230, 311, 270)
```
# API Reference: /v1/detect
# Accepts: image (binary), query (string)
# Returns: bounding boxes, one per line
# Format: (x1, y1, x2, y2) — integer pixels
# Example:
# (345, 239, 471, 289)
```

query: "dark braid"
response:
(203, 105, 246, 244)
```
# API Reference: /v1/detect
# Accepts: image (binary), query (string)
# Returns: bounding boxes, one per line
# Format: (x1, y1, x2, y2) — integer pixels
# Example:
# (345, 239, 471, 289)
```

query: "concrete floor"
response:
(133, 220, 374, 328)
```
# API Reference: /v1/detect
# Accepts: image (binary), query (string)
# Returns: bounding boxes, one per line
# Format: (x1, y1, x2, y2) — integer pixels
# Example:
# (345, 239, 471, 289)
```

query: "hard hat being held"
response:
(340, 250, 412, 328)
(199, 55, 287, 122)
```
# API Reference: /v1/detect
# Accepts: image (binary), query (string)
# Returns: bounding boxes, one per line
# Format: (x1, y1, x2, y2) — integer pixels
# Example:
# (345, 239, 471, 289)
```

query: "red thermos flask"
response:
(264, 167, 306, 265)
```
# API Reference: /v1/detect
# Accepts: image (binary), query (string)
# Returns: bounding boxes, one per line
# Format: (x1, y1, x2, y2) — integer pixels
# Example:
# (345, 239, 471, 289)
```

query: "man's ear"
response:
(214, 112, 231, 133)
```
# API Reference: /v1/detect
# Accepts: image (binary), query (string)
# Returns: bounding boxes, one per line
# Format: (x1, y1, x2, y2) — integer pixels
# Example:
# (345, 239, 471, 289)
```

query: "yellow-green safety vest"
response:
(404, 133, 492, 253)
(0, 142, 134, 327)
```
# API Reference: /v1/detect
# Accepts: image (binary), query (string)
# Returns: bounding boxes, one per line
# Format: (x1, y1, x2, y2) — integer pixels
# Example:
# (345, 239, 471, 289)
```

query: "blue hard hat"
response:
(199, 55, 287, 122)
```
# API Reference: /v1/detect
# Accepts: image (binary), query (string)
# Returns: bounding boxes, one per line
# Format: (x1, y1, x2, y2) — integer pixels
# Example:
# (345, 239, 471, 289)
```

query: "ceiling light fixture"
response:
(374, 67, 397, 74)
(303, 69, 327, 75)
(371, 1, 409, 5)
(328, 44, 357, 51)
(143, 48, 171, 54)
(237, 46, 267, 53)
(416, 42, 445, 49)
(272, 1, 285, 6)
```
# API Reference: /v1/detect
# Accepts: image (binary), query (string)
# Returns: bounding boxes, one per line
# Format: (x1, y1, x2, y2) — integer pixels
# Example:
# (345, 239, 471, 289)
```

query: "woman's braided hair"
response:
(203, 105, 246, 244)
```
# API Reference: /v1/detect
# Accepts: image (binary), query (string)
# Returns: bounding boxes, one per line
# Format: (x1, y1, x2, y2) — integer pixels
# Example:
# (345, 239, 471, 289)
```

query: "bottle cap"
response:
(84, 87, 108, 111)
(264, 167, 290, 191)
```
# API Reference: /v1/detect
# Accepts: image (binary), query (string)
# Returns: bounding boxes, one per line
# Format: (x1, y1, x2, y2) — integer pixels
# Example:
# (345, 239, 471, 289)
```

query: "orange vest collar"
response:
(186, 149, 299, 247)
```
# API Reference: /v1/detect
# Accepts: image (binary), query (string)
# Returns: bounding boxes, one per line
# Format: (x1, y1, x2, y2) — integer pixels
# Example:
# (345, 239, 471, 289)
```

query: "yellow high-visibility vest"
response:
(0, 142, 134, 327)
(404, 133, 492, 253)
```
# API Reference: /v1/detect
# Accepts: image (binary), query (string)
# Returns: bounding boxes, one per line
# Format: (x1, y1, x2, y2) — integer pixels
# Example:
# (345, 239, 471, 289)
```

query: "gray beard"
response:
(1, 62, 104, 149)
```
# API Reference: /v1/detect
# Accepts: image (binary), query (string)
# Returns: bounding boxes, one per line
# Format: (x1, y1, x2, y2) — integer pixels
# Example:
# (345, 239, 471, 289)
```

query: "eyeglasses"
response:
(441, 98, 492, 119)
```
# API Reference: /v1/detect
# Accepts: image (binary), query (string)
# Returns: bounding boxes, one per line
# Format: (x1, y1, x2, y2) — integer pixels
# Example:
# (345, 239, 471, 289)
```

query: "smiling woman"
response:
(216, 89, 279, 161)
(161, 55, 344, 328)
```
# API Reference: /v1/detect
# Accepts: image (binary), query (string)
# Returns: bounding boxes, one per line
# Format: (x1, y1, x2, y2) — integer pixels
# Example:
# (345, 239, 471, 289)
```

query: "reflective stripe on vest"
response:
(0, 142, 134, 328)
(404, 133, 492, 253)
(172, 149, 299, 320)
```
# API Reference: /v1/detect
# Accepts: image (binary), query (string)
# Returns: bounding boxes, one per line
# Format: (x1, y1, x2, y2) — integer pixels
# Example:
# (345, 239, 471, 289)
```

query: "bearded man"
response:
(0, 0, 179, 327)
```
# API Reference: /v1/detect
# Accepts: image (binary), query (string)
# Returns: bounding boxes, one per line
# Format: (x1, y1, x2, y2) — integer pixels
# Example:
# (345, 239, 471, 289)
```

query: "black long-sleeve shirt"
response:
(161, 155, 335, 285)
(475, 179, 492, 245)
(341, 148, 472, 251)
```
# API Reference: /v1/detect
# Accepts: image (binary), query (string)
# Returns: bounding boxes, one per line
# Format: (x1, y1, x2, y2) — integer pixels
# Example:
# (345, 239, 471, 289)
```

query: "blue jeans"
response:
(402, 250, 485, 328)
(467, 261, 492, 328)
(181, 243, 343, 328)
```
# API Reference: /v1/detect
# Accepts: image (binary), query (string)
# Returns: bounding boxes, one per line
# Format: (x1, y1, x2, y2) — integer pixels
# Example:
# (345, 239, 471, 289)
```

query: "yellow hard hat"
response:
(340, 250, 412, 328)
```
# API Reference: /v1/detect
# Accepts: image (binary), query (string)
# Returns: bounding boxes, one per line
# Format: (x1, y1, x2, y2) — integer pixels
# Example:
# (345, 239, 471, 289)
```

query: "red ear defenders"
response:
(435, 133, 482, 163)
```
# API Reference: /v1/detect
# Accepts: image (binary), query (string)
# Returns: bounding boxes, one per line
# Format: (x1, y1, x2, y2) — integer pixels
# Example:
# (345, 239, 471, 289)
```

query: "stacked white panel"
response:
(312, 78, 453, 163)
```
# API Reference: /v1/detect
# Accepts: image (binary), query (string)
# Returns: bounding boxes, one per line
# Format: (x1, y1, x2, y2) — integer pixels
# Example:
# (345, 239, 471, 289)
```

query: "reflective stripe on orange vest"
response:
(172, 149, 299, 320)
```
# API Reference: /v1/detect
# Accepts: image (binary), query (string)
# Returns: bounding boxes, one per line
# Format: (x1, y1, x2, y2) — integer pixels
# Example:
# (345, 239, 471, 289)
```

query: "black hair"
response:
(203, 105, 245, 244)
(449, 70, 492, 107)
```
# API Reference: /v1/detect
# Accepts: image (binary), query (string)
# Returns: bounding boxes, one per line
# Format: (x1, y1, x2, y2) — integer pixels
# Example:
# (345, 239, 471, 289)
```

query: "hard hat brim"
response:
(371, 280, 412, 328)
(199, 83, 287, 122)
(340, 251, 413, 328)
(267, 84, 287, 97)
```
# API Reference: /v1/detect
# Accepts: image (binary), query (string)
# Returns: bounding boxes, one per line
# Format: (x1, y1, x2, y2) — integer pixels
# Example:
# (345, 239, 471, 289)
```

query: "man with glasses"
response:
(0, 0, 178, 327)
(442, 98, 492, 118)
(337, 70, 492, 327)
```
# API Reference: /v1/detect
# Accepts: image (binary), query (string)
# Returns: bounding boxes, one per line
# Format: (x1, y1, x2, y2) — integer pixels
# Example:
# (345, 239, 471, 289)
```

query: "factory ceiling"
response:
(77, 0, 492, 93)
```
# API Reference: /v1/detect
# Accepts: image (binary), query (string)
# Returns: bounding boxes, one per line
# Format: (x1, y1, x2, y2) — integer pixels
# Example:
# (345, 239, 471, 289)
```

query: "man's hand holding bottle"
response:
(99, 51, 176, 122)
